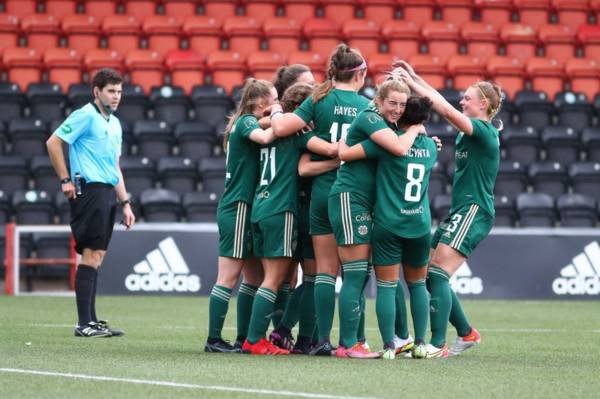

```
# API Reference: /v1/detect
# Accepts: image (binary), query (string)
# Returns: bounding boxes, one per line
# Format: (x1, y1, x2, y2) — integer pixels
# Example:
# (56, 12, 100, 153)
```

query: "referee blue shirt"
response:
(55, 102, 122, 186)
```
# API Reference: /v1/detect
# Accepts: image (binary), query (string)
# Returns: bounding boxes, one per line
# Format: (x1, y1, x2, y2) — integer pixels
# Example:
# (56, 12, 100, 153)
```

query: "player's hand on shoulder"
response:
(431, 135, 443, 152)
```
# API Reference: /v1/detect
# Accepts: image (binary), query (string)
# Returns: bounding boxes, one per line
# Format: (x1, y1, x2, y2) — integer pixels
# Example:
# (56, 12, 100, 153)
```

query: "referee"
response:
(46, 68, 136, 337)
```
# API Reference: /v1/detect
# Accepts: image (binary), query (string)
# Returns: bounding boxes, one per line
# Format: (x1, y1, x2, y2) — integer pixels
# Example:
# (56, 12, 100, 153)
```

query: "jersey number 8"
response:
(405, 163, 425, 202)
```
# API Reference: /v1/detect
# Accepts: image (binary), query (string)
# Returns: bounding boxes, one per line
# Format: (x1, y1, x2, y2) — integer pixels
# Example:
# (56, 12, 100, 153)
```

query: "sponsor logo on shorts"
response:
(355, 212, 372, 222)
(450, 262, 483, 295)
(552, 241, 600, 296)
(358, 225, 369, 236)
(258, 191, 270, 199)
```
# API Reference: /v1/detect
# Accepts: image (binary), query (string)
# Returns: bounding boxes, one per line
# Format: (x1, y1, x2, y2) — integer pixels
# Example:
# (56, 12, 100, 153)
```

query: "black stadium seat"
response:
(120, 156, 156, 197)
(114, 84, 148, 125)
(140, 188, 182, 222)
(12, 190, 55, 225)
(494, 160, 528, 197)
(198, 156, 226, 195)
(501, 125, 540, 163)
(183, 191, 219, 222)
(557, 193, 597, 227)
(0, 156, 29, 195)
(175, 121, 215, 160)
(31, 155, 60, 194)
(133, 120, 174, 159)
(0, 82, 26, 121)
(514, 90, 555, 131)
(0, 190, 10, 224)
(569, 162, 600, 198)
(27, 83, 66, 123)
(494, 195, 517, 227)
(67, 83, 92, 109)
(9, 118, 48, 158)
(528, 162, 568, 197)
(157, 157, 198, 193)
(54, 192, 70, 224)
(541, 126, 581, 164)
(150, 85, 190, 126)
(191, 84, 233, 128)
(581, 128, 600, 162)
(554, 92, 593, 131)
(516, 192, 556, 227)
(0, 121, 6, 155)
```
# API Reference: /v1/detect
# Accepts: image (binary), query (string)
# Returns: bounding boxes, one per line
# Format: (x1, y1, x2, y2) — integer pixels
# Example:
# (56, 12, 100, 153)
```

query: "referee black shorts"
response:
(69, 182, 117, 254)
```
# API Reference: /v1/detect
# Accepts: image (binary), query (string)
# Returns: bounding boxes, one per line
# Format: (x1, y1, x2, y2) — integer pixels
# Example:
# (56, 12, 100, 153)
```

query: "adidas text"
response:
(552, 276, 600, 295)
(552, 241, 600, 296)
(125, 273, 201, 292)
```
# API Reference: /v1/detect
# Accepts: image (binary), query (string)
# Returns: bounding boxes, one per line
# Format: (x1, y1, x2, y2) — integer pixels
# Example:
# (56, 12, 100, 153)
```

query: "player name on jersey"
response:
(333, 105, 359, 116)
(407, 147, 431, 158)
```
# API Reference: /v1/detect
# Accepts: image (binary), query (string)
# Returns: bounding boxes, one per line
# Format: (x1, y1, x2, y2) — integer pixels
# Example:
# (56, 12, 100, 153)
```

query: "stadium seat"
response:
(31, 156, 60, 194)
(45, 0, 78, 19)
(368, 53, 400, 85)
(0, 156, 29, 195)
(191, 84, 233, 128)
(140, 188, 182, 222)
(553, 0, 590, 31)
(44, 48, 82, 93)
(243, 0, 279, 23)
(114, 84, 148, 125)
(529, 161, 569, 197)
(494, 160, 528, 197)
(84, 0, 118, 18)
(288, 52, 326, 82)
(282, 0, 317, 23)
(322, 0, 357, 27)
(165, 50, 205, 96)
(124, 0, 158, 19)
(447, 55, 486, 91)
(496, 96, 516, 127)
(422, 21, 460, 59)
(593, 0, 600, 22)
(54, 192, 70, 224)
(577, 25, 600, 60)
(361, 0, 397, 25)
(150, 85, 190, 126)
(554, 92, 593, 131)
(120, 156, 156, 197)
(502, 125, 541, 163)
(402, 0, 436, 22)
(408, 55, 446, 90)
(432, 194, 452, 221)
(247, 51, 287, 81)
(526, 58, 565, 99)
(263, 17, 302, 55)
(3, 48, 43, 92)
(569, 162, 600, 198)
(303, 18, 342, 59)
(163, 0, 198, 17)
(0, 122, 6, 155)
(9, 118, 48, 158)
(184, 16, 223, 55)
(133, 120, 174, 159)
(125, 50, 165, 95)
(199, 156, 226, 195)
(157, 157, 198, 193)
(477, 0, 513, 27)
(0, 82, 26, 121)
(500, 23, 538, 61)
(427, 121, 456, 163)
(143, 15, 183, 56)
(203, 0, 238, 19)
(13, 190, 55, 225)
(5, 0, 37, 18)
(0, 14, 19, 56)
(62, 15, 101, 55)
(342, 19, 381, 58)
(0, 190, 10, 224)
(514, 90, 554, 130)
(516, 192, 556, 227)
(175, 121, 215, 160)
(486, 56, 525, 100)
(222, 16, 262, 56)
(582, 128, 600, 162)
(183, 191, 219, 222)
(438, 0, 474, 24)
(428, 161, 448, 199)
(382, 20, 421, 60)
(538, 24, 576, 62)
(565, 58, 600, 102)
(557, 193, 597, 227)
(21, 14, 60, 53)
(27, 83, 66, 123)
(84, 49, 124, 78)
(494, 195, 518, 226)
(206, 51, 246, 95)
(33, 233, 71, 278)
(103, 15, 141, 54)
(461, 22, 499, 58)
(514, 0, 551, 29)
(541, 126, 581, 164)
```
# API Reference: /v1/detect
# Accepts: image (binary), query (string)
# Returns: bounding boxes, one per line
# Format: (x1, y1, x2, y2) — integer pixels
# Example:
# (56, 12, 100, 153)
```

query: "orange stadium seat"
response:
(447, 55, 487, 90)
(84, 0, 118, 19)
(476, 0, 513, 28)
(462, 22, 499, 58)
(103, 15, 141, 53)
(592, 0, 600, 23)
(343, 19, 381, 58)
(263, 17, 302, 55)
(143, 16, 183, 56)
(361, 0, 397, 25)
(84, 49, 124, 77)
(125, 50, 165, 94)
(382, 20, 420, 59)
(303, 18, 342, 59)
(247, 51, 287, 81)
(437, 0, 474, 25)
(487, 56, 525, 99)
(368, 53, 401, 84)
(3, 48, 42, 91)
(526, 57, 565, 98)
(500, 23, 538, 61)
(44, 48, 82, 92)
(538, 24, 575, 62)
(323, 0, 357, 27)
(0, 15, 19, 57)
(204, 0, 237, 19)
(422, 21, 460, 58)
(282, 0, 317, 23)
(565, 58, 600, 101)
(288, 51, 326, 82)
(243, 0, 279, 23)
(45, 0, 78, 19)
(21, 14, 60, 53)
(553, 0, 590, 31)
(206, 50, 246, 94)
(578, 25, 600, 60)
(124, 0, 158, 19)
(222, 16, 262, 56)
(402, 0, 436, 23)
(165, 50, 205, 95)
(184, 16, 223, 55)
(4, 0, 36, 18)
(163, 0, 198, 17)
(514, 0, 551, 29)
(409, 54, 446, 89)
(62, 15, 101, 54)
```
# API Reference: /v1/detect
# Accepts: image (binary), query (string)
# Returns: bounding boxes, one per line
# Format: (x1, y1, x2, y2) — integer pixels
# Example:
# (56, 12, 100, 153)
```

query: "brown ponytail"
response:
(312, 43, 365, 103)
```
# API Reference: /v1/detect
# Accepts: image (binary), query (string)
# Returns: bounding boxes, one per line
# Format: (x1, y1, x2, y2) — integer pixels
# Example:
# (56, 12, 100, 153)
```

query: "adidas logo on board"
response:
(552, 241, 600, 296)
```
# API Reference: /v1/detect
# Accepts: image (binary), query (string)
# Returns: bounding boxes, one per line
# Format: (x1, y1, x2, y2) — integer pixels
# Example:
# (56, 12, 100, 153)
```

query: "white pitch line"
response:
(0, 368, 379, 399)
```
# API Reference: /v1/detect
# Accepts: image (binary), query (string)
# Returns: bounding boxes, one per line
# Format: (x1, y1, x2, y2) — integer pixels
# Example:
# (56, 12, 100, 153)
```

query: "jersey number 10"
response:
(329, 122, 350, 143)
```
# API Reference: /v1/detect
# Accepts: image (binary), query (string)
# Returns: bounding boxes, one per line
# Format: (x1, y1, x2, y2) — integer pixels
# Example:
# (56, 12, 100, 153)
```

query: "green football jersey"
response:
(251, 133, 312, 222)
(451, 118, 500, 217)
(364, 133, 438, 238)
(330, 105, 395, 205)
(219, 114, 260, 208)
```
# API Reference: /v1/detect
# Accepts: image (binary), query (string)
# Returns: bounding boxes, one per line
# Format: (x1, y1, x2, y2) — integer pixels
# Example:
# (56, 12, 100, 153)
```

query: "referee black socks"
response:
(75, 264, 97, 327)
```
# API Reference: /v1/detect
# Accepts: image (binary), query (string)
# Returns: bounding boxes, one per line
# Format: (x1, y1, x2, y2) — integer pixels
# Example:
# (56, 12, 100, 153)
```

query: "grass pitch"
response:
(1, 296, 599, 399)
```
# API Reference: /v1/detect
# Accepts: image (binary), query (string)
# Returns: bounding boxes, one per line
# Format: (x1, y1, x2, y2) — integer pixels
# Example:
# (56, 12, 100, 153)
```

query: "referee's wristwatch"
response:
(60, 177, 71, 184)
(121, 199, 132, 207)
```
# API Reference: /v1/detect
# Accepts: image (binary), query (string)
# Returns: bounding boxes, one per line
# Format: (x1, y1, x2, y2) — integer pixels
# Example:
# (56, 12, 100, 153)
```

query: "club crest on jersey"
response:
(358, 225, 369, 236)
(367, 113, 383, 124)
(244, 118, 256, 128)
